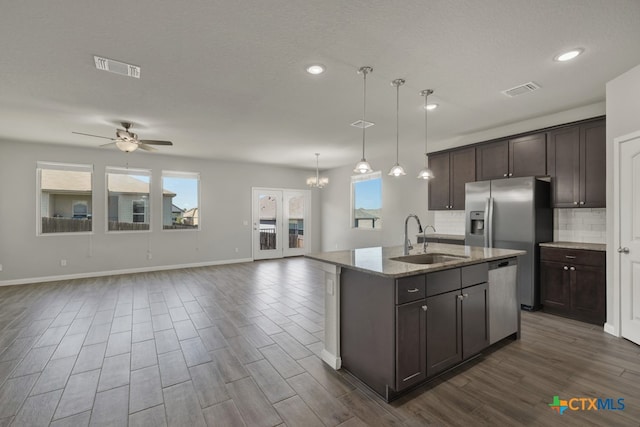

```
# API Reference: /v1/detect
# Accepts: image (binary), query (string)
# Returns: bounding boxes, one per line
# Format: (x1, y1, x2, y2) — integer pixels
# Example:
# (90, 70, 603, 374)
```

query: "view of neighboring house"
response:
(40, 169, 93, 220)
(354, 208, 381, 229)
(182, 207, 199, 226)
(171, 204, 185, 224)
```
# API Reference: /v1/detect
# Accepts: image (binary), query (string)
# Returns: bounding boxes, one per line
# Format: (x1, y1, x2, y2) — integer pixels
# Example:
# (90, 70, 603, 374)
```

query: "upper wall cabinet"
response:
(476, 133, 547, 181)
(428, 147, 476, 210)
(547, 119, 605, 208)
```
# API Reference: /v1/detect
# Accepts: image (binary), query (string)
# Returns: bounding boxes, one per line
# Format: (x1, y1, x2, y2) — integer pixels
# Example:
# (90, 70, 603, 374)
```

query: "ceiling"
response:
(2, 1, 640, 169)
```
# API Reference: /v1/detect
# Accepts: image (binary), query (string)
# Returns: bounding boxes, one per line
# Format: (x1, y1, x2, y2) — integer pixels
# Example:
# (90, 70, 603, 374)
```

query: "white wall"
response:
(320, 153, 433, 251)
(605, 62, 640, 334)
(0, 140, 321, 284)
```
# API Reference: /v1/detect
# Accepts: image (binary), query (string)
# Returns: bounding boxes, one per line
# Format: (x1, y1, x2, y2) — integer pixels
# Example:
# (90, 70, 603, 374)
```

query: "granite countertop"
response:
(539, 241, 606, 252)
(306, 243, 525, 278)
(418, 233, 465, 241)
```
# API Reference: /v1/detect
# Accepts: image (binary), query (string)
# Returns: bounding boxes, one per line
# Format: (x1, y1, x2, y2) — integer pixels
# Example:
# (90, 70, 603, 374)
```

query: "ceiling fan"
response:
(72, 122, 173, 153)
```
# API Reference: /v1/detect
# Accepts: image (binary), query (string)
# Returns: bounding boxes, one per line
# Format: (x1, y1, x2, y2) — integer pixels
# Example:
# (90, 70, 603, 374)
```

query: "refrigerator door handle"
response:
(483, 197, 490, 248)
(488, 197, 494, 248)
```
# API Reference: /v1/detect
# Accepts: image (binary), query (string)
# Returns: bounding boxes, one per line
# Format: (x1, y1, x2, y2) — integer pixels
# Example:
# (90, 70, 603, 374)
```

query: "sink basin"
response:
(390, 253, 469, 265)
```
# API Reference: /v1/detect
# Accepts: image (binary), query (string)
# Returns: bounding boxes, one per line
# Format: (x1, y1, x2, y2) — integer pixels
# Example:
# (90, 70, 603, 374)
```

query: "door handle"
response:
(618, 247, 630, 254)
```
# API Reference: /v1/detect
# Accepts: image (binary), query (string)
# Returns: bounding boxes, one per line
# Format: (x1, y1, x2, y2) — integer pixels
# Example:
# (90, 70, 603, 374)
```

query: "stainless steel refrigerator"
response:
(465, 177, 552, 310)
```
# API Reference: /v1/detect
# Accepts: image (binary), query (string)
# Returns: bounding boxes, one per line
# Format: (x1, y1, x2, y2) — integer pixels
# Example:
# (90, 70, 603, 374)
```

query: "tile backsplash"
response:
(433, 208, 606, 244)
(554, 208, 606, 244)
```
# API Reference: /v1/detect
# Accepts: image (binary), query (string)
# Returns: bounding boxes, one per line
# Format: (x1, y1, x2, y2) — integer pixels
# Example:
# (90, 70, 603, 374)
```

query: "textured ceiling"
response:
(1, 1, 640, 169)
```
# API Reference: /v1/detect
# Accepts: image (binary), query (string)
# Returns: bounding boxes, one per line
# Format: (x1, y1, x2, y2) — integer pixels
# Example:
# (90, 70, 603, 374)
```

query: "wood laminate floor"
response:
(0, 258, 638, 426)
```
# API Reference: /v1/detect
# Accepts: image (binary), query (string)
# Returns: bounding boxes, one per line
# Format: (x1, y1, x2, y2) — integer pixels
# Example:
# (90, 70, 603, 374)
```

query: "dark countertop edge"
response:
(305, 251, 525, 279)
(539, 242, 606, 252)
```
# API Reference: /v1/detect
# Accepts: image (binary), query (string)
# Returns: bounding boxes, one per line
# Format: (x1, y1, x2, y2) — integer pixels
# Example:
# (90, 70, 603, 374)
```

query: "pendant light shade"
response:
(353, 66, 373, 174)
(388, 78, 406, 177)
(306, 153, 329, 188)
(417, 89, 435, 180)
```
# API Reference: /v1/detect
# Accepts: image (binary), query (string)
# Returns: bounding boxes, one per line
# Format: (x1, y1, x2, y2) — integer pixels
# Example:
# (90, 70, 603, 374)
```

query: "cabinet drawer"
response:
(396, 275, 426, 305)
(426, 269, 461, 297)
(461, 263, 488, 288)
(540, 247, 605, 267)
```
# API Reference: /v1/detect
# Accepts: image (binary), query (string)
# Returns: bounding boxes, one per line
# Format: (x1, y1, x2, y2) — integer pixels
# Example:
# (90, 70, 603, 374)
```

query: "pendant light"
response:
(388, 78, 406, 176)
(417, 89, 435, 180)
(306, 153, 329, 188)
(353, 66, 373, 174)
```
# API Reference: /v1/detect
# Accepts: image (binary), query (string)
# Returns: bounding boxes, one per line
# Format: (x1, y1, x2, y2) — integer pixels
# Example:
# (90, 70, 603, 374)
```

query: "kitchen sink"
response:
(390, 253, 469, 265)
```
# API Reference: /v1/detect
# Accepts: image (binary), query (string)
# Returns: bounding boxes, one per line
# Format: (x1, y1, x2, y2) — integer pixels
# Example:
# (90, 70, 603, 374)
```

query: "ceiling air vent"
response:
(501, 81, 540, 97)
(94, 55, 141, 79)
(350, 120, 375, 128)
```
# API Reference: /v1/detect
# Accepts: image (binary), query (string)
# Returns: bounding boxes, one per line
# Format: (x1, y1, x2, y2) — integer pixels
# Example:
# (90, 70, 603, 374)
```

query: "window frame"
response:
(350, 171, 382, 230)
(105, 166, 152, 233)
(36, 161, 94, 236)
(161, 170, 201, 232)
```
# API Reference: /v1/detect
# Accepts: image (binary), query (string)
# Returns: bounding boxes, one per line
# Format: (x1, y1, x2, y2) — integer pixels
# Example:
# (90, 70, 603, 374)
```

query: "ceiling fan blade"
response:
(99, 142, 118, 148)
(72, 131, 115, 140)
(139, 140, 173, 146)
(138, 143, 158, 152)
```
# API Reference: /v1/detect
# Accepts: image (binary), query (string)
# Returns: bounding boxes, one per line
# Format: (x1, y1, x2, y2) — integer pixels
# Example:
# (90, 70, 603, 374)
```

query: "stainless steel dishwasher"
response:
(488, 258, 519, 344)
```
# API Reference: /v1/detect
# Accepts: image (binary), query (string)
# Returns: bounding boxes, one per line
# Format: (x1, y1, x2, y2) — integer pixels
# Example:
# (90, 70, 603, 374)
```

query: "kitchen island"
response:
(306, 243, 525, 401)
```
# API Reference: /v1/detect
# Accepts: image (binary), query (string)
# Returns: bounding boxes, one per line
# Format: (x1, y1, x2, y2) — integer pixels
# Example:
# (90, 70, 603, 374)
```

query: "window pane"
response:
(161, 173, 200, 230)
(39, 165, 93, 234)
(288, 195, 304, 249)
(107, 171, 150, 231)
(259, 194, 277, 250)
(352, 172, 382, 229)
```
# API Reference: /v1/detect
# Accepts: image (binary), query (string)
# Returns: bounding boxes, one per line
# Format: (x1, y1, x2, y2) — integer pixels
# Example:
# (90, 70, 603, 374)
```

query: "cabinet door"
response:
(449, 147, 476, 210)
(509, 133, 547, 178)
(428, 152, 451, 210)
(476, 140, 509, 181)
(461, 283, 489, 359)
(548, 126, 580, 207)
(426, 291, 462, 377)
(395, 300, 427, 391)
(570, 265, 605, 324)
(540, 261, 570, 312)
(580, 120, 606, 208)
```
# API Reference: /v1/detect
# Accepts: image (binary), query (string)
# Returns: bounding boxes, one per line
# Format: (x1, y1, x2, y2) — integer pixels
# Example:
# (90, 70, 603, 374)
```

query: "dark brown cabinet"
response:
(428, 147, 476, 210)
(540, 247, 605, 324)
(425, 290, 462, 377)
(461, 282, 489, 358)
(547, 119, 605, 208)
(476, 133, 546, 181)
(395, 299, 427, 390)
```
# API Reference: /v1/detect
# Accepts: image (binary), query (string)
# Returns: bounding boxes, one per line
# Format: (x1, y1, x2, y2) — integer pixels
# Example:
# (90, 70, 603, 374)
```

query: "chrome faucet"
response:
(404, 214, 423, 255)
(422, 225, 436, 252)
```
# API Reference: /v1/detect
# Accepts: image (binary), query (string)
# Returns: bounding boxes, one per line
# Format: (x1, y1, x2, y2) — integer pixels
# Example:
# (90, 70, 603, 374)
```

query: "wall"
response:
(320, 153, 433, 251)
(605, 62, 640, 334)
(0, 140, 320, 284)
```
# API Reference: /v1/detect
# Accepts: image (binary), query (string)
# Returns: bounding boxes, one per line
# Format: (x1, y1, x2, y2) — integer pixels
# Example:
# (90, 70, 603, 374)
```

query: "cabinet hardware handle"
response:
(463, 293, 469, 298)
(422, 305, 427, 311)
(457, 295, 464, 300)
(503, 173, 507, 177)
(508, 173, 513, 177)
(563, 266, 569, 270)
(573, 201, 578, 205)
(570, 266, 576, 271)
(579, 201, 585, 205)
(403, 372, 422, 382)
(407, 288, 420, 293)
(618, 247, 630, 254)
(565, 255, 576, 259)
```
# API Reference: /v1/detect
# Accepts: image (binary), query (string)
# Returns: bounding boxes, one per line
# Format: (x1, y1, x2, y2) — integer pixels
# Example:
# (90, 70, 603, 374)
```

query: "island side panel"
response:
(340, 268, 395, 396)
(320, 263, 342, 369)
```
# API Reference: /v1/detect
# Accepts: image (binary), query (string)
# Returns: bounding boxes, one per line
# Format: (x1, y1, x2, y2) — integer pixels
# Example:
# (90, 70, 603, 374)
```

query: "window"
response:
(351, 171, 382, 229)
(106, 167, 151, 231)
(161, 171, 200, 230)
(37, 162, 93, 234)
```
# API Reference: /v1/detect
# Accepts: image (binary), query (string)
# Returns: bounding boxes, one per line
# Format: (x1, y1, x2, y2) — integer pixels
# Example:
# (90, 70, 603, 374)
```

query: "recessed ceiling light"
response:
(554, 48, 584, 62)
(425, 103, 439, 111)
(306, 64, 325, 75)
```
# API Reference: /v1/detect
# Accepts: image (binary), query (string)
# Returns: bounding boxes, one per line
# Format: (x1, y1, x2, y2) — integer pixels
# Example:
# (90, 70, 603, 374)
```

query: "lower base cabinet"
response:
(395, 300, 427, 390)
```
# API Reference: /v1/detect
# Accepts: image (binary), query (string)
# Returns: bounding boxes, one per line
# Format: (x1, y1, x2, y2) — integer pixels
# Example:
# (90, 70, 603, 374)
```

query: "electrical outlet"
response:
(60, 259, 67, 267)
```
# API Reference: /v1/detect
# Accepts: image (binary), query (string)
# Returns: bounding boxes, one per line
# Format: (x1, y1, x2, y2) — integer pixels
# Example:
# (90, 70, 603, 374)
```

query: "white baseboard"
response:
(0, 258, 254, 287)
(320, 348, 342, 370)
(603, 322, 619, 337)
